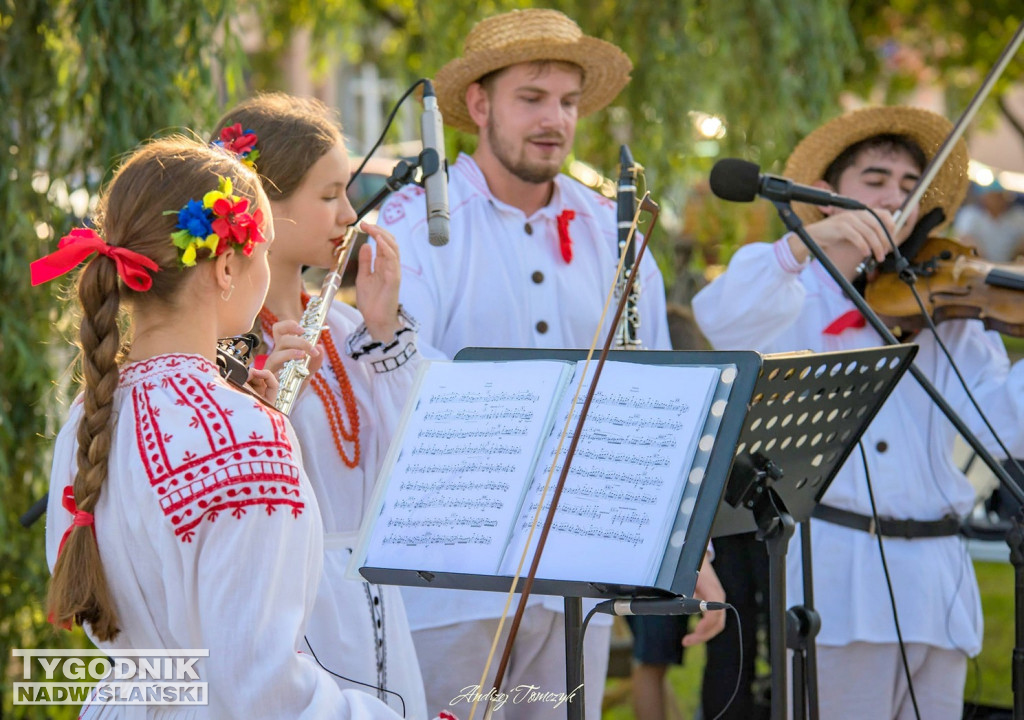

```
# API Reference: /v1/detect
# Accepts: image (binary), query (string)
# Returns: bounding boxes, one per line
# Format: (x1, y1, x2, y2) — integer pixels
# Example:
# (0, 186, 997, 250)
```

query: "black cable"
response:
(303, 634, 406, 717)
(864, 207, 1024, 483)
(858, 441, 922, 720)
(580, 601, 741, 720)
(577, 605, 599, 702)
(347, 78, 428, 191)
(708, 605, 743, 720)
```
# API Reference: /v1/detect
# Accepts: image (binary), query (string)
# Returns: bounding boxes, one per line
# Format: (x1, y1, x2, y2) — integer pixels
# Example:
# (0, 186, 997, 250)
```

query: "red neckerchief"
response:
(823, 309, 866, 335)
(556, 209, 576, 263)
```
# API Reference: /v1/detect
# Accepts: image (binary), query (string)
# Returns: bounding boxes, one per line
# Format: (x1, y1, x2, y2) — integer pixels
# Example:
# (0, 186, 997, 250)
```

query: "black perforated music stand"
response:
(711, 344, 918, 720)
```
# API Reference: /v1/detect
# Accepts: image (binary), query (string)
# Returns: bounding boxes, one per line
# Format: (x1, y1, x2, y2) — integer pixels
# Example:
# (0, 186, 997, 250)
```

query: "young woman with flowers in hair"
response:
(35, 136, 410, 719)
(211, 94, 427, 718)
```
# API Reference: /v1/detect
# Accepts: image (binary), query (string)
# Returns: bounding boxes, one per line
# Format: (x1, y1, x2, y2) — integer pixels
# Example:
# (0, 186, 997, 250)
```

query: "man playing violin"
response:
(379, 8, 726, 720)
(694, 105, 1023, 719)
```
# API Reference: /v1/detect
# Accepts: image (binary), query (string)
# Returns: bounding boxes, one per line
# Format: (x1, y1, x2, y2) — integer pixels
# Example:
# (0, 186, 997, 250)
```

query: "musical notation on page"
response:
(357, 358, 721, 589)
(362, 360, 571, 574)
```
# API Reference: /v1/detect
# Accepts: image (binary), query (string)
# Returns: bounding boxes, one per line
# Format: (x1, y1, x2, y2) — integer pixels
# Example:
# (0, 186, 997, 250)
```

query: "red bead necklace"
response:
(259, 293, 361, 469)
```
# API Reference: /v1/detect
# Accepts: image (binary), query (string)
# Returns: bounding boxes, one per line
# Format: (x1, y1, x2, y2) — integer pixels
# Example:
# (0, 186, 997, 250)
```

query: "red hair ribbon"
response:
(556, 209, 575, 264)
(31, 228, 160, 291)
(56, 484, 95, 559)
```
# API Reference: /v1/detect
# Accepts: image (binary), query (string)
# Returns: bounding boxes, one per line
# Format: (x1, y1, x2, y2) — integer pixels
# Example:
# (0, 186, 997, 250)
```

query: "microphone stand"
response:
(353, 154, 431, 222)
(771, 200, 1024, 719)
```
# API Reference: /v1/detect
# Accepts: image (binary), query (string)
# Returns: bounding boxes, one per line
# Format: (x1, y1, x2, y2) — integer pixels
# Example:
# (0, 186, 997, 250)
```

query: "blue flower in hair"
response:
(176, 199, 214, 238)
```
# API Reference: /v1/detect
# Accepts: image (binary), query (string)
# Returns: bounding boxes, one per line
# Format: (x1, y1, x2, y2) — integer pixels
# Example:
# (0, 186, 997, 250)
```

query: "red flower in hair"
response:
(219, 123, 258, 155)
(211, 196, 252, 245)
(236, 208, 266, 256)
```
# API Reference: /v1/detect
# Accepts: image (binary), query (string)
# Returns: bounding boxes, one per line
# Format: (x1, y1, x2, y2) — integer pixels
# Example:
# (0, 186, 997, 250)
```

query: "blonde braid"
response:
(47, 258, 122, 640)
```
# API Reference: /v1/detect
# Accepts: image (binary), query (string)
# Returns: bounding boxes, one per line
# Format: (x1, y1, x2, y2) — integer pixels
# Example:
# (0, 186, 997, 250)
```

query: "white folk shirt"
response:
(693, 239, 1024, 655)
(45, 354, 402, 719)
(380, 153, 670, 359)
(262, 302, 427, 717)
(379, 153, 671, 631)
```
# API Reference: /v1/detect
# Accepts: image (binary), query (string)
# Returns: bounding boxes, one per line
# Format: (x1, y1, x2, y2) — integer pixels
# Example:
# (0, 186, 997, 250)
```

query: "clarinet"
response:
(614, 144, 643, 349)
(274, 225, 359, 414)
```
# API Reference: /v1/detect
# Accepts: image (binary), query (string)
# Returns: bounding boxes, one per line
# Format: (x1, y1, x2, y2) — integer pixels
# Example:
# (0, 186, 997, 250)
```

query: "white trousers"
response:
(412, 605, 611, 720)
(810, 642, 967, 720)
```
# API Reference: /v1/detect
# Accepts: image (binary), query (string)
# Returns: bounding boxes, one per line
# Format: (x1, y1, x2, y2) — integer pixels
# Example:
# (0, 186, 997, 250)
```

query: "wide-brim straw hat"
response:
(783, 106, 969, 229)
(435, 9, 633, 134)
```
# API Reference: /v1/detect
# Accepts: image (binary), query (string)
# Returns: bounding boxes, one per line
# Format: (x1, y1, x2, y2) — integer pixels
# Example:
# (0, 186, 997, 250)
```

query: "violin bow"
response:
(469, 193, 660, 720)
(892, 20, 1024, 237)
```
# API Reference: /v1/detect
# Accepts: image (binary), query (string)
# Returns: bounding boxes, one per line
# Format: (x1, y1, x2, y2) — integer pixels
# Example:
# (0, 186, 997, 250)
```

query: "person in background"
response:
(378, 9, 725, 719)
(693, 105, 1024, 719)
(952, 181, 1024, 262)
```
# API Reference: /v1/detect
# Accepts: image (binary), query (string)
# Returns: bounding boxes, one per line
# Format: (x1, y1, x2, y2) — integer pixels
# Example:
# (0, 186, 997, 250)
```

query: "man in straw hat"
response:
(380, 8, 725, 719)
(694, 105, 1024, 718)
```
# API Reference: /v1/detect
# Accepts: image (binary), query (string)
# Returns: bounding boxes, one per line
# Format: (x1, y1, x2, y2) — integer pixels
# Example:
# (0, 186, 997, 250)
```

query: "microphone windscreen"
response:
(709, 158, 760, 203)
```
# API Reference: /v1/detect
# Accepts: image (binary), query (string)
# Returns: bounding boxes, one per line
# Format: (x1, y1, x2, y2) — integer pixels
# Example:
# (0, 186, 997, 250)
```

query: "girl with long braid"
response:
(35, 137, 412, 719)
(210, 95, 427, 717)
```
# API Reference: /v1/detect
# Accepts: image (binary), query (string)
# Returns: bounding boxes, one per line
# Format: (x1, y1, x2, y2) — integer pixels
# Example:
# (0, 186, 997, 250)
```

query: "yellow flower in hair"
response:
(202, 177, 233, 209)
(181, 243, 198, 267)
(179, 234, 220, 267)
(170, 175, 266, 267)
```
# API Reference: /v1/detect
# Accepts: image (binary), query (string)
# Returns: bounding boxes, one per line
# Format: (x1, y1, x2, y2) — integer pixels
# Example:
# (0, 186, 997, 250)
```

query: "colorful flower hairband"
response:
(214, 123, 259, 169)
(170, 176, 266, 267)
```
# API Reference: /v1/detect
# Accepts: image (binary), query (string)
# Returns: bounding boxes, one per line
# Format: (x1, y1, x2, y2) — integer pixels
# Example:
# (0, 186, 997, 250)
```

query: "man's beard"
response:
(487, 115, 565, 184)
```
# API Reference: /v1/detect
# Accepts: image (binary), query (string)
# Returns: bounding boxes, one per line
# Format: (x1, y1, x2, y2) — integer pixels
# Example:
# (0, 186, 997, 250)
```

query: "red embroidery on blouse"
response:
(132, 365, 302, 543)
(382, 202, 406, 225)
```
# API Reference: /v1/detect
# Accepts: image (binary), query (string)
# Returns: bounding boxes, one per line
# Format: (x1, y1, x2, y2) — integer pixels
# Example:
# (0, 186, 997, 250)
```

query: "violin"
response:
(865, 235, 1024, 337)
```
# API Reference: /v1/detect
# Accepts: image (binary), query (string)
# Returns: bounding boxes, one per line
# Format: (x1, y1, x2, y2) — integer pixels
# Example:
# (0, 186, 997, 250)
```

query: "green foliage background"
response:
(0, 1, 242, 714)
(1, 0, 1021, 715)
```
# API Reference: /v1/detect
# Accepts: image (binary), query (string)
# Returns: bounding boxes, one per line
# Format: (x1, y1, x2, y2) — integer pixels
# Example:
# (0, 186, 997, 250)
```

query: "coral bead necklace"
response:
(259, 293, 360, 468)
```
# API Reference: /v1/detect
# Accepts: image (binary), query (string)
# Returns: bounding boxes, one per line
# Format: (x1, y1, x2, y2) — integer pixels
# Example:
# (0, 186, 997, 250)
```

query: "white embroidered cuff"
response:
(346, 305, 419, 374)
(773, 233, 808, 274)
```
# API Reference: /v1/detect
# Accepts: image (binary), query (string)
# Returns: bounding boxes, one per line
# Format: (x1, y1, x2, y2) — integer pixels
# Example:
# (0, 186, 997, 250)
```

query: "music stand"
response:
(354, 347, 763, 720)
(711, 344, 918, 720)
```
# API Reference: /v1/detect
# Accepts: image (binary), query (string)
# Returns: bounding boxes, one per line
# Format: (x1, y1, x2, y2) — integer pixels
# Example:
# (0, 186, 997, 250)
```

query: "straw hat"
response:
(783, 106, 969, 228)
(435, 9, 633, 134)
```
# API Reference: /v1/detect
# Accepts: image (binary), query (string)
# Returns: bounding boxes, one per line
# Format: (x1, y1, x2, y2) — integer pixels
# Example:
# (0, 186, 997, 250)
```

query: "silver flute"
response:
(274, 225, 358, 414)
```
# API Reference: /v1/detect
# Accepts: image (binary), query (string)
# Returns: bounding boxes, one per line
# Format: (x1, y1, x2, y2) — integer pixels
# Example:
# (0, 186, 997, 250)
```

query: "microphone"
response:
(420, 80, 450, 247)
(593, 596, 730, 616)
(710, 158, 866, 211)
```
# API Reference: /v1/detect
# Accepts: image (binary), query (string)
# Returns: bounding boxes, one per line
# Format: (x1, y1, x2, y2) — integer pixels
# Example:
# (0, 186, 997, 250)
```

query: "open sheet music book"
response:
(352, 358, 722, 589)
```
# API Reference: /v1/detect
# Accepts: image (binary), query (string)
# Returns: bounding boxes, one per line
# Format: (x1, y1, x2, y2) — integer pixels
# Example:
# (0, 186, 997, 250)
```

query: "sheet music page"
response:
(498, 360, 721, 587)
(360, 359, 572, 575)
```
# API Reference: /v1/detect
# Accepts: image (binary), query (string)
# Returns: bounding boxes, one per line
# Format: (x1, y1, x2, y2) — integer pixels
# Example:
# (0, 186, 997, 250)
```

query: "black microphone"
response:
(710, 158, 866, 211)
(593, 596, 730, 616)
(420, 80, 450, 247)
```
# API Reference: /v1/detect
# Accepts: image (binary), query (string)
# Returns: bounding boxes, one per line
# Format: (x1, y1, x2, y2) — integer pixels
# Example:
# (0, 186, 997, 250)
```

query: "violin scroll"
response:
(216, 333, 260, 389)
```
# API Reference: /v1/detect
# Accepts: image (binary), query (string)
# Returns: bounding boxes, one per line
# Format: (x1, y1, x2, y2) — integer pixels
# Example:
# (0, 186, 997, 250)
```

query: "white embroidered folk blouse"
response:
(45, 354, 403, 719)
